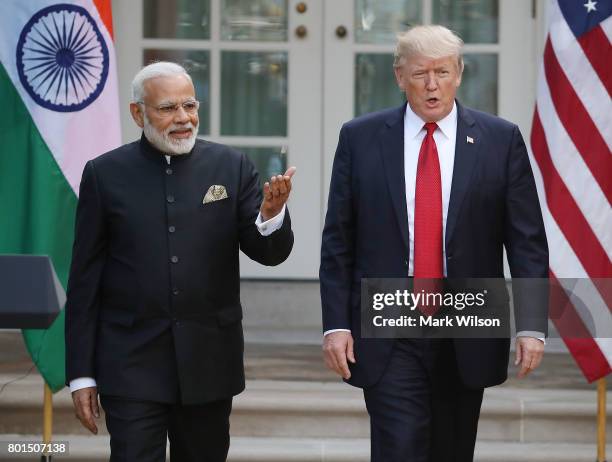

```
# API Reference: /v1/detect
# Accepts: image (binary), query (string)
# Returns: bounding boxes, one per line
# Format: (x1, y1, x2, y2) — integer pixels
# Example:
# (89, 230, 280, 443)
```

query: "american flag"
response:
(530, 0, 611, 381)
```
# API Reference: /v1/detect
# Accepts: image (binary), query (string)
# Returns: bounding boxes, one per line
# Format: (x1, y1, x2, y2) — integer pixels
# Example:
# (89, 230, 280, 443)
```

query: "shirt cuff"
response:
(323, 328, 351, 336)
(255, 205, 286, 236)
(516, 331, 546, 345)
(69, 377, 97, 393)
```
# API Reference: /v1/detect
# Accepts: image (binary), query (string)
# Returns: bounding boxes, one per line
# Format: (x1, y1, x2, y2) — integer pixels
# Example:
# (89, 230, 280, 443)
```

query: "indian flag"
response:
(0, 0, 121, 392)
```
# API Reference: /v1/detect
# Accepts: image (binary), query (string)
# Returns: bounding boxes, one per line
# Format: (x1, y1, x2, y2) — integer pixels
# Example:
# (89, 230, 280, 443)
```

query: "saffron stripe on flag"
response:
(93, 0, 113, 39)
(0, 0, 122, 392)
(543, 38, 612, 203)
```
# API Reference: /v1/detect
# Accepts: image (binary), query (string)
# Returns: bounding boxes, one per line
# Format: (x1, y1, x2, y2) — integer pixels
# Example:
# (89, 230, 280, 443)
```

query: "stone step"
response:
(235, 381, 612, 444)
(0, 331, 593, 387)
(0, 435, 607, 462)
(0, 376, 609, 444)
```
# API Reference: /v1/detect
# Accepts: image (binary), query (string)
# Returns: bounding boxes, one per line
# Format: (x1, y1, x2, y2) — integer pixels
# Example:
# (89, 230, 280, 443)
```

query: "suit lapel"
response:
(445, 102, 480, 249)
(379, 104, 410, 254)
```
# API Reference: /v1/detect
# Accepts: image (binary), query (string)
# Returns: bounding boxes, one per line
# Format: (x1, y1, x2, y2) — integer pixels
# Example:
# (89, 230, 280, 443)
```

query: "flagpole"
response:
(597, 377, 607, 462)
(41, 383, 52, 462)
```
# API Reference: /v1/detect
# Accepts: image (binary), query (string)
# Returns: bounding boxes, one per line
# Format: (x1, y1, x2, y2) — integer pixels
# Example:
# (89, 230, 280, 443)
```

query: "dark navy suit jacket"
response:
(320, 102, 548, 389)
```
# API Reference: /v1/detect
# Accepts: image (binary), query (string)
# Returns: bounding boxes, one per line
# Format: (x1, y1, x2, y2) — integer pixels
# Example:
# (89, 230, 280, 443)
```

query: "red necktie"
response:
(414, 122, 443, 279)
(413, 123, 443, 317)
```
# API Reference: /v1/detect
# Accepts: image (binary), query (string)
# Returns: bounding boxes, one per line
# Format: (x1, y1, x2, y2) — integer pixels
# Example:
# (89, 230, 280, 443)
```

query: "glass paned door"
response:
(220, 51, 288, 136)
(323, 0, 535, 211)
(432, 0, 499, 43)
(354, 0, 422, 43)
(351, 0, 500, 118)
(114, 0, 323, 278)
(221, 0, 288, 41)
(144, 0, 211, 39)
(113, 0, 536, 279)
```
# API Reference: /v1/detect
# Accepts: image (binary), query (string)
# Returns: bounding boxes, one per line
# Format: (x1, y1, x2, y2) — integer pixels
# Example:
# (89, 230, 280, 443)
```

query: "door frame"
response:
(321, 0, 540, 215)
(113, 0, 323, 278)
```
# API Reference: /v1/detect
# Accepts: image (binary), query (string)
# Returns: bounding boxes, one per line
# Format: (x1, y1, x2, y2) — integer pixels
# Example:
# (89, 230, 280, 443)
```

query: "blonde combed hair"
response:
(394, 25, 464, 73)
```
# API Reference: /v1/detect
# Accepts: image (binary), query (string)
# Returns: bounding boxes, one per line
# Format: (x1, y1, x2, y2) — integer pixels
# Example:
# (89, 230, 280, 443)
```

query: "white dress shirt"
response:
(324, 104, 544, 344)
(405, 102, 457, 277)
(69, 155, 287, 393)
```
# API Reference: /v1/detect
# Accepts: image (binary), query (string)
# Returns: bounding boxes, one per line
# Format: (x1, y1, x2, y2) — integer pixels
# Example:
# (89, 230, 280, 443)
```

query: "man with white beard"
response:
(64, 62, 295, 461)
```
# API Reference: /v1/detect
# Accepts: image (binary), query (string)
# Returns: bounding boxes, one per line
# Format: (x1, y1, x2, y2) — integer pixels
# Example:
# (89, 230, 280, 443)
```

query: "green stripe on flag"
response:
(0, 63, 77, 392)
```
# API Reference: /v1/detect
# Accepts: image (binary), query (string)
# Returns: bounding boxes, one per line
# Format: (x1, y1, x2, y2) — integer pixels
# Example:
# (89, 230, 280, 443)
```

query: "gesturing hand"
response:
(72, 387, 100, 434)
(260, 167, 297, 221)
(323, 331, 356, 379)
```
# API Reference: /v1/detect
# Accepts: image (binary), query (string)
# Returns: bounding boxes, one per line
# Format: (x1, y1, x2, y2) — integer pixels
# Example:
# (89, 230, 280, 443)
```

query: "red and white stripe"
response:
(529, 0, 612, 382)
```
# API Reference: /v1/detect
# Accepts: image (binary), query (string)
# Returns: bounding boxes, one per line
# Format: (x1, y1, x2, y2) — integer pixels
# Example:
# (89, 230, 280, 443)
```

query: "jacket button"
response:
(166, 168, 173, 175)
(168, 226, 176, 233)
(404, 260, 408, 267)
(171, 256, 179, 263)
(172, 288, 180, 296)
(167, 195, 175, 203)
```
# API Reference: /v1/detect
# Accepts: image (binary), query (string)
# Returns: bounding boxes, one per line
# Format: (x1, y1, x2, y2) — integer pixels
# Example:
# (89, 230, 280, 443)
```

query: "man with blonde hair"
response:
(321, 25, 548, 461)
(65, 61, 296, 461)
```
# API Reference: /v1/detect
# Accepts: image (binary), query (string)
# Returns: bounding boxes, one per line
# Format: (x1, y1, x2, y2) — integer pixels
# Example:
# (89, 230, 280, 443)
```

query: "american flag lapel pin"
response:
(466, 136, 474, 144)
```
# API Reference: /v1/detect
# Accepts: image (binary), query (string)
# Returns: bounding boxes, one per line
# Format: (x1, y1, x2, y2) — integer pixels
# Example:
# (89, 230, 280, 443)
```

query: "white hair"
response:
(131, 61, 192, 102)
(394, 25, 464, 73)
(143, 111, 198, 155)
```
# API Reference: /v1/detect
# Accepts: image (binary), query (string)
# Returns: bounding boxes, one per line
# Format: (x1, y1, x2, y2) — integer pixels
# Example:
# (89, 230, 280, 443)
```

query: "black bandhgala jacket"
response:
(65, 135, 293, 404)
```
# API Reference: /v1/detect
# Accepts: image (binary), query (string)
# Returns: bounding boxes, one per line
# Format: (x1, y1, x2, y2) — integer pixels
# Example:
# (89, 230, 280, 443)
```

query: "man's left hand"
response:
(514, 337, 544, 378)
(260, 167, 297, 221)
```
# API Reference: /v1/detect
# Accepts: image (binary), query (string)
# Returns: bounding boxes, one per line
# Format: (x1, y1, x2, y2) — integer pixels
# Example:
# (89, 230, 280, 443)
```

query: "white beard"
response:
(143, 114, 199, 155)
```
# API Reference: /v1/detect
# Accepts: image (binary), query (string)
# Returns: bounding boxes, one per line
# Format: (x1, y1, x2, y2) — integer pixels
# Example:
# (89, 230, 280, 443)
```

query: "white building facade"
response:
(113, 0, 549, 280)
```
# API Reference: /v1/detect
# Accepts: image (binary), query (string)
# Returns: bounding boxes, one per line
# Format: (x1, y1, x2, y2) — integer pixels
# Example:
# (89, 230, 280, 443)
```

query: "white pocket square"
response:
(203, 185, 228, 204)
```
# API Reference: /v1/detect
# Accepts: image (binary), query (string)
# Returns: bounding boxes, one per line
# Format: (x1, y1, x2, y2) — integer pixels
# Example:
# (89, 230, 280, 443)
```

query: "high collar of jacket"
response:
(139, 133, 195, 164)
